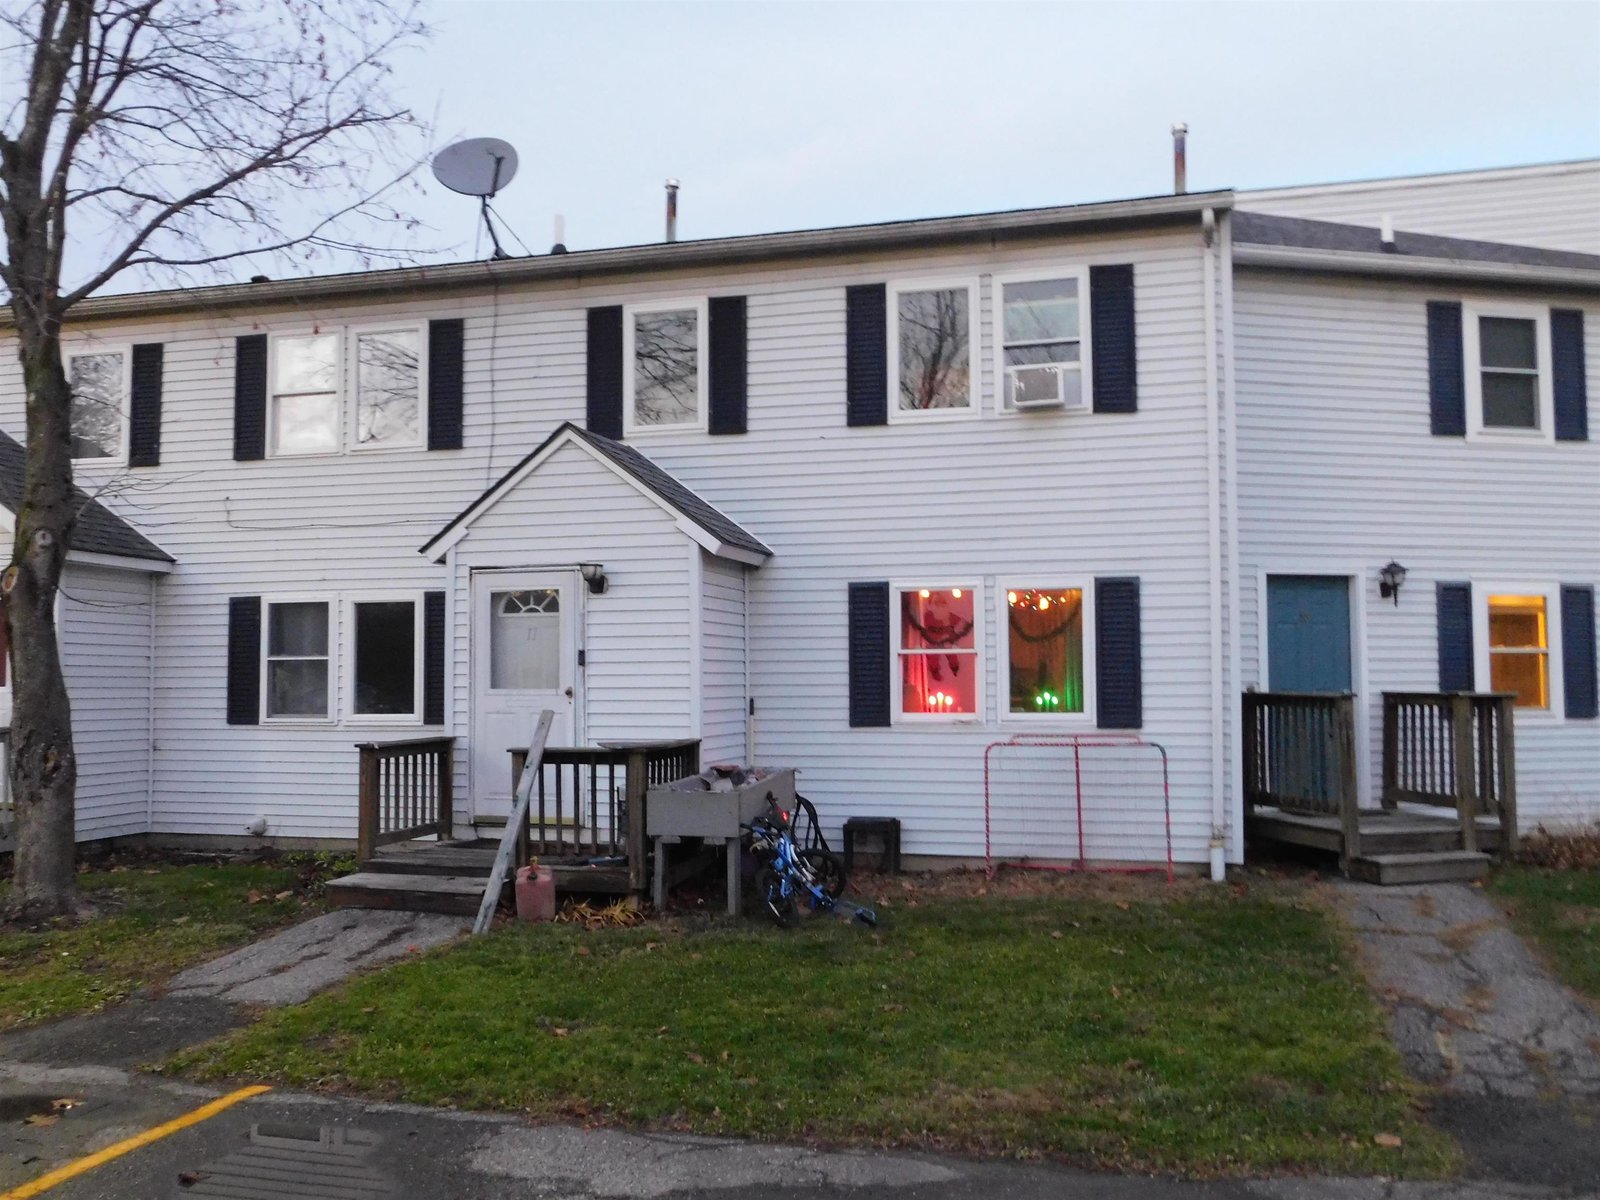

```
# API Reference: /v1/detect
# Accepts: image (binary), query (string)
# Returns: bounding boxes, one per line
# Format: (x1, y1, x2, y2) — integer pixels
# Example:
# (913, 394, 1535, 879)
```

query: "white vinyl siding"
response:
(1241, 160, 1600, 255)
(1235, 268, 1600, 826)
(700, 553, 748, 766)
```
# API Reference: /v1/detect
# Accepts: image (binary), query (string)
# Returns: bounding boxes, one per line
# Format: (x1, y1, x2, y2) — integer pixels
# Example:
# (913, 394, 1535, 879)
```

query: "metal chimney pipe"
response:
(1171, 124, 1188, 194)
(665, 179, 680, 243)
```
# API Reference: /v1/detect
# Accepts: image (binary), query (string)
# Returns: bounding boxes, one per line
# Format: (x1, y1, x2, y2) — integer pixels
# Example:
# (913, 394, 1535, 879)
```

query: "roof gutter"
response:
(14, 190, 1235, 327)
(1233, 243, 1600, 291)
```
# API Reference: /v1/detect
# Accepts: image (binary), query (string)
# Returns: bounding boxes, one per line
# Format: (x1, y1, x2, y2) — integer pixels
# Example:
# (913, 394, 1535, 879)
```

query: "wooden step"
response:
(327, 872, 493, 916)
(1348, 851, 1492, 885)
(364, 845, 496, 877)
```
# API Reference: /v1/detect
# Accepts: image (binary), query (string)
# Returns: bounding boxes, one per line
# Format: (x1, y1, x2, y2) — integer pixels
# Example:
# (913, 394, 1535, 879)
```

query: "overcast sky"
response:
(403, 0, 1600, 259)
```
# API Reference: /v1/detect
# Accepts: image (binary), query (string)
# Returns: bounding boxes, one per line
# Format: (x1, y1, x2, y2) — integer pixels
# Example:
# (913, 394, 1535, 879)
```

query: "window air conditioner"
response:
(1008, 364, 1086, 412)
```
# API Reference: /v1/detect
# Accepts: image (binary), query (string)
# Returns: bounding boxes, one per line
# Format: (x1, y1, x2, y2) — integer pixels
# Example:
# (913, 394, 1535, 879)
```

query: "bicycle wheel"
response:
(798, 848, 846, 901)
(754, 866, 798, 928)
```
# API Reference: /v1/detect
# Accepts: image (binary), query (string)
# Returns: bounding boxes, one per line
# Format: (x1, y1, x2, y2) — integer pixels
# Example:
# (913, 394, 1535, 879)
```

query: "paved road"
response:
(1, 1059, 1584, 1200)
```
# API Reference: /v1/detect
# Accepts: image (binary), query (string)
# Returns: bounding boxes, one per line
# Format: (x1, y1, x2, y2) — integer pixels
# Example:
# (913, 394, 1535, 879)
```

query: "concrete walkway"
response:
(1334, 880, 1600, 1191)
(168, 908, 468, 1007)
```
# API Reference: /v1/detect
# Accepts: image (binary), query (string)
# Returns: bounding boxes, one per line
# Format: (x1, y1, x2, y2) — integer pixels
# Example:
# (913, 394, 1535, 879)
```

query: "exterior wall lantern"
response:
(1378, 561, 1407, 606)
(579, 563, 609, 595)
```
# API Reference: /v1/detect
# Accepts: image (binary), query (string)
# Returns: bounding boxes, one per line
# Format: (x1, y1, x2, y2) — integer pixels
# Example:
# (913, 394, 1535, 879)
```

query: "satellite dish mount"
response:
(432, 137, 521, 260)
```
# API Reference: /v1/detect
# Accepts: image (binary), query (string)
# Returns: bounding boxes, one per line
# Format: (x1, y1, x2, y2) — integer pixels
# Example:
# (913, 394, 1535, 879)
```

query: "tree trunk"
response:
(6, 325, 80, 919)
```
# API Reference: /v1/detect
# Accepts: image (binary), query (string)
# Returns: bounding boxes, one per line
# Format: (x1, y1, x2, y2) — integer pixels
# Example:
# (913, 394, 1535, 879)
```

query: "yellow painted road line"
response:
(0, 1084, 271, 1200)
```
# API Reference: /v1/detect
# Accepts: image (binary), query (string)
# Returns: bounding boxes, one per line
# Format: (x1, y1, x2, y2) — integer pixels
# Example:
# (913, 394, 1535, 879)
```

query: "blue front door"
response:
(1267, 576, 1353, 692)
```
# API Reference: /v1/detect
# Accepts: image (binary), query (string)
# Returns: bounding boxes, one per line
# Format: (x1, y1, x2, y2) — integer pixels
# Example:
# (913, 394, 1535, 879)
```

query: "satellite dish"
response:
(431, 138, 519, 198)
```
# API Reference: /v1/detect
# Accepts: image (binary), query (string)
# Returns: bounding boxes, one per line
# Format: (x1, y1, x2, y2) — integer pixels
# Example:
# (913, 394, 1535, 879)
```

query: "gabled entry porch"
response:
(1243, 690, 1518, 883)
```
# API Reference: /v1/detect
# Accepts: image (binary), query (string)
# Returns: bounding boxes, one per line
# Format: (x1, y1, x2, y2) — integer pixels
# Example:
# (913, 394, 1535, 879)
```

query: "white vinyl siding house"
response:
(0, 160, 1593, 872)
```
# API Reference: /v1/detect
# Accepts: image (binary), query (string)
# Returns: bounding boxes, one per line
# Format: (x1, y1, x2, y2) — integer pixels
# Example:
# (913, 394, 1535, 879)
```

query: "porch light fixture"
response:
(1378, 561, 1407, 606)
(579, 563, 609, 595)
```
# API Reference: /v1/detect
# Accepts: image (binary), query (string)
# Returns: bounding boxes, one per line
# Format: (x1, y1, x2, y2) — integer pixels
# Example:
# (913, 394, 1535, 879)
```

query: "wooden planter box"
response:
(646, 768, 796, 841)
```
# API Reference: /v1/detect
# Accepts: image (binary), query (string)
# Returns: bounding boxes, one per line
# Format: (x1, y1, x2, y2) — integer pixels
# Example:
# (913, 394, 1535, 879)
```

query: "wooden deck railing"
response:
(509, 739, 701, 893)
(355, 736, 454, 861)
(1243, 692, 1361, 862)
(1381, 692, 1517, 854)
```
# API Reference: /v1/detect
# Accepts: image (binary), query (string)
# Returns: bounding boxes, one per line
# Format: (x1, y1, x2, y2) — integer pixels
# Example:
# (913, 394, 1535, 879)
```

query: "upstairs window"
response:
(269, 326, 423, 457)
(68, 349, 127, 461)
(998, 272, 1089, 411)
(1488, 594, 1549, 709)
(890, 281, 977, 418)
(896, 585, 979, 718)
(1004, 586, 1088, 716)
(626, 301, 706, 431)
(1465, 305, 1552, 437)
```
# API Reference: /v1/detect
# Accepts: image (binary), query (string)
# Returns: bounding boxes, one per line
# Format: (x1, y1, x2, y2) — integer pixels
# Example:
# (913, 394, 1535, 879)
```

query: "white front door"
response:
(471, 570, 579, 818)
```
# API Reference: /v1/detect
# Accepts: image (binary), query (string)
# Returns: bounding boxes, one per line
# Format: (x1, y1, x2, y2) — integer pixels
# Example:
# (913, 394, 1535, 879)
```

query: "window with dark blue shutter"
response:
(1427, 302, 1466, 436)
(233, 334, 268, 461)
(227, 596, 262, 725)
(708, 295, 747, 435)
(1552, 308, 1589, 442)
(848, 581, 891, 727)
(427, 319, 465, 450)
(845, 284, 887, 427)
(1089, 265, 1136, 414)
(1562, 585, 1597, 719)
(586, 306, 624, 439)
(1095, 577, 1142, 728)
(424, 590, 447, 726)
(127, 343, 163, 467)
(1436, 582, 1474, 691)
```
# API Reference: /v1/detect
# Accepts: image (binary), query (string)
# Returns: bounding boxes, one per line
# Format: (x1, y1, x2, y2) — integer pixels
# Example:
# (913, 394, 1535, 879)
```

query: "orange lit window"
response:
(1005, 588, 1085, 714)
(897, 587, 978, 717)
(1488, 594, 1549, 709)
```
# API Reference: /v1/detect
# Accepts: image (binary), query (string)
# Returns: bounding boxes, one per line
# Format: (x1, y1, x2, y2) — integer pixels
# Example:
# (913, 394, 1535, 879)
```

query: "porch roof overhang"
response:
(420, 423, 773, 566)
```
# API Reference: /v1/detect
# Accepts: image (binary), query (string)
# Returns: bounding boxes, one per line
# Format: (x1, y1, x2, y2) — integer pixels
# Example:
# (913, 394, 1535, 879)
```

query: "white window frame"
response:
(64, 342, 131, 467)
(260, 595, 335, 724)
(348, 322, 428, 453)
(887, 277, 981, 424)
(991, 267, 1093, 417)
(1463, 302, 1554, 442)
(343, 592, 425, 725)
(622, 297, 709, 435)
(267, 323, 428, 459)
(890, 581, 984, 724)
(996, 581, 1096, 725)
(1472, 581, 1565, 719)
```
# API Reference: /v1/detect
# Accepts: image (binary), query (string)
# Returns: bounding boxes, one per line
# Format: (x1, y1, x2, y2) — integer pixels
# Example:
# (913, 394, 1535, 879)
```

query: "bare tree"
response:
(0, 0, 427, 919)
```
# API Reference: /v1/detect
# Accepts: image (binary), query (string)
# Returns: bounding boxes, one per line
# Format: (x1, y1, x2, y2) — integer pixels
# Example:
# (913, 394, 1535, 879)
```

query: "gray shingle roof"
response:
(1233, 211, 1600, 273)
(421, 422, 771, 560)
(0, 431, 174, 564)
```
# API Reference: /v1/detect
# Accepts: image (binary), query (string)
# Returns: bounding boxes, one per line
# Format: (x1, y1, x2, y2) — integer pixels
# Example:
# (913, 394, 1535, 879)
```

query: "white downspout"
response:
(147, 572, 157, 835)
(1220, 209, 1244, 870)
(1202, 206, 1226, 882)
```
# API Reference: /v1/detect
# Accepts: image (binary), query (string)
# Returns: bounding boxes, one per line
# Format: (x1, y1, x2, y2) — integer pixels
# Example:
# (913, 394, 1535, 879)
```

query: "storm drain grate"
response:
(177, 1122, 393, 1198)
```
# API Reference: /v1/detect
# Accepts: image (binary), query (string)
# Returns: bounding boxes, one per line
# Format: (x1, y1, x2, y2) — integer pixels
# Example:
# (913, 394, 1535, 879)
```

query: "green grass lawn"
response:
(0, 861, 319, 1028)
(1488, 866, 1600, 1001)
(170, 883, 1454, 1177)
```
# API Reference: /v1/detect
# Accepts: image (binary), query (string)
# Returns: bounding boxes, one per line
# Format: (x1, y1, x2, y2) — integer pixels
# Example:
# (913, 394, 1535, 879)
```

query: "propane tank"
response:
(515, 861, 557, 923)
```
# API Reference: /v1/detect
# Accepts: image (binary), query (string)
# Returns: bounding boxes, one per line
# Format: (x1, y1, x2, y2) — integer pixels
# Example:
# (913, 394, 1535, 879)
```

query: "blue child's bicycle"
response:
(745, 797, 878, 929)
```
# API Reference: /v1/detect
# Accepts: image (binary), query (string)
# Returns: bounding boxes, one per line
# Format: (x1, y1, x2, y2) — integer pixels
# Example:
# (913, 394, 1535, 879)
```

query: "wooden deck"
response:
(1246, 806, 1504, 883)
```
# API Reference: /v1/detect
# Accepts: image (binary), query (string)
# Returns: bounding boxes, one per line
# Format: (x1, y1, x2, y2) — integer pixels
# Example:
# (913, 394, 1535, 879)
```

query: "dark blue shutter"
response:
(127, 343, 163, 467)
(1095, 577, 1142, 728)
(848, 582, 891, 727)
(1436, 582, 1474, 691)
(427, 319, 465, 450)
(233, 334, 267, 461)
(708, 295, 748, 435)
(423, 590, 447, 726)
(586, 306, 624, 439)
(1552, 308, 1589, 442)
(845, 284, 887, 427)
(227, 597, 261, 725)
(1562, 585, 1597, 719)
(1427, 301, 1466, 436)
(1090, 264, 1137, 414)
